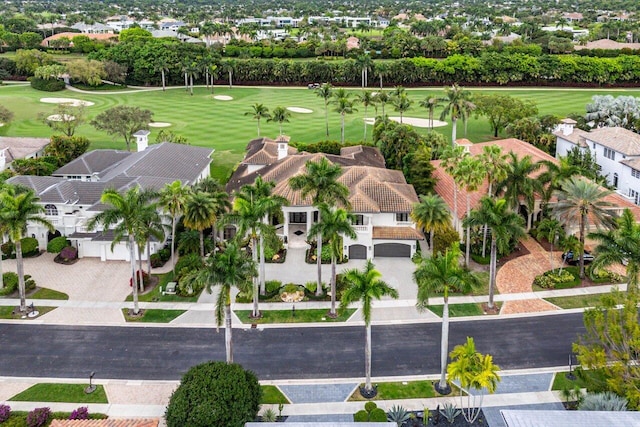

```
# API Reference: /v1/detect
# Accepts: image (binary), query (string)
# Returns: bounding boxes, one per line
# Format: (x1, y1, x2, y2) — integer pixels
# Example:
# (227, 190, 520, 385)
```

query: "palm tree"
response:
(289, 158, 350, 295)
(535, 217, 565, 272)
(191, 241, 256, 363)
(245, 103, 271, 137)
(222, 59, 236, 89)
(495, 153, 542, 218)
(374, 91, 390, 117)
(135, 203, 165, 279)
(590, 208, 640, 292)
(464, 197, 526, 309)
(441, 145, 467, 230)
(553, 177, 614, 279)
(479, 145, 509, 257)
(419, 95, 442, 129)
(192, 178, 230, 249)
(414, 244, 479, 394)
(0, 187, 53, 312)
(230, 177, 287, 318)
(309, 204, 357, 317)
(411, 194, 451, 253)
(539, 157, 581, 211)
(355, 90, 374, 141)
(87, 187, 157, 315)
(355, 53, 373, 88)
(457, 156, 486, 266)
(392, 94, 413, 123)
(439, 84, 473, 146)
(154, 57, 170, 92)
(159, 180, 190, 275)
(268, 106, 291, 135)
(332, 96, 357, 144)
(316, 83, 333, 138)
(183, 191, 218, 257)
(340, 260, 398, 395)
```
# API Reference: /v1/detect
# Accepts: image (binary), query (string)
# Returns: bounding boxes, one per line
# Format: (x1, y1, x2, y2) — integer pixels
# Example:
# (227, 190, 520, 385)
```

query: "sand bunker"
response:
(47, 114, 75, 122)
(286, 107, 313, 114)
(213, 95, 233, 101)
(364, 116, 447, 128)
(40, 98, 95, 107)
(148, 122, 171, 128)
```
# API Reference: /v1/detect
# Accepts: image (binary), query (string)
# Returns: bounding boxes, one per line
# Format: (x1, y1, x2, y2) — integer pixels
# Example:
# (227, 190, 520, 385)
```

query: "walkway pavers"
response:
(488, 373, 554, 395)
(279, 383, 358, 404)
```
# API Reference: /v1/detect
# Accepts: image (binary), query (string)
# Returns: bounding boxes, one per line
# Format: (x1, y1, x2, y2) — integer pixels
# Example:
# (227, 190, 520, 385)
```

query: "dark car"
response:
(562, 250, 595, 265)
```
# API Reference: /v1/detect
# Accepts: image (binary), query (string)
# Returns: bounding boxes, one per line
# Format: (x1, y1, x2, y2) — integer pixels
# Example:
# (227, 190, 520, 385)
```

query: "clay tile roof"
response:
(585, 127, 640, 155)
(50, 419, 159, 427)
(575, 39, 640, 50)
(373, 226, 424, 240)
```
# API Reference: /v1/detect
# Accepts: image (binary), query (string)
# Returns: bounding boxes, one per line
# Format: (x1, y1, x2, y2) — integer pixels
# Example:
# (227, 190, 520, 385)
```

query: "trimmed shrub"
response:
(150, 253, 164, 268)
(165, 361, 261, 427)
(369, 407, 388, 422)
(30, 77, 65, 91)
(0, 272, 19, 296)
(533, 269, 577, 289)
(0, 404, 11, 423)
(47, 236, 69, 253)
(25, 275, 36, 292)
(353, 410, 369, 422)
(587, 266, 624, 283)
(1, 241, 14, 258)
(20, 237, 39, 257)
(26, 407, 51, 427)
(158, 248, 171, 262)
(58, 245, 78, 261)
(69, 407, 89, 420)
(364, 402, 377, 413)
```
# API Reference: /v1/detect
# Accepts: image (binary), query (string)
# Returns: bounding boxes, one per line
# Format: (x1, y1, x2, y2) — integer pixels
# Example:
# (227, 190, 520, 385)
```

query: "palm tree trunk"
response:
(251, 236, 260, 318)
(329, 253, 337, 317)
(138, 245, 144, 292)
(184, 73, 188, 91)
(379, 74, 383, 89)
(0, 254, 4, 289)
(189, 75, 193, 96)
(579, 213, 586, 279)
(439, 291, 450, 390)
(489, 237, 497, 309)
(257, 119, 261, 137)
(316, 213, 323, 296)
(465, 195, 471, 266)
(482, 183, 492, 258)
(171, 216, 177, 275)
(429, 230, 434, 253)
(341, 113, 345, 144)
(259, 233, 266, 295)
(429, 110, 434, 130)
(325, 100, 329, 138)
(129, 235, 140, 314)
(451, 118, 457, 146)
(199, 230, 204, 257)
(365, 323, 372, 391)
(279, 122, 283, 135)
(228, 70, 232, 89)
(225, 297, 233, 363)
(161, 69, 166, 92)
(363, 106, 368, 141)
(452, 183, 459, 232)
(146, 240, 151, 276)
(16, 241, 26, 312)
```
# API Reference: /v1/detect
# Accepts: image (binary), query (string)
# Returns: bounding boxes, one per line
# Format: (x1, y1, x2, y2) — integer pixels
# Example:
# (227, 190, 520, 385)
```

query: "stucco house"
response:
(7, 137, 213, 261)
(554, 120, 640, 205)
(226, 136, 423, 259)
(0, 137, 50, 172)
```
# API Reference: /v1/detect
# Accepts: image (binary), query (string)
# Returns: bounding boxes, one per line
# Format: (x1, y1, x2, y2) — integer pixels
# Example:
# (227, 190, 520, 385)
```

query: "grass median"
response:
(121, 308, 186, 323)
(10, 383, 108, 403)
(235, 308, 356, 324)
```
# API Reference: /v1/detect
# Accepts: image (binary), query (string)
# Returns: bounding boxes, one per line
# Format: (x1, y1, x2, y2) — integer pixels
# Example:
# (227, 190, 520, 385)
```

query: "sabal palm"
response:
(245, 103, 271, 137)
(332, 96, 357, 144)
(159, 180, 190, 275)
(414, 244, 479, 393)
(309, 204, 357, 316)
(183, 191, 218, 257)
(230, 177, 287, 317)
(268, 106, 291, 135)
(316, 83, 333, 138)
(553, 177, 614, 279)
(340, 260, 398, 392)
(392, 94, 413, 123)
(456, 156, 486, 266)
(0, 187, 53, 312)
(192, 241, 256, 363)
(464, 197, 526, 309)
(87, 187, 157, 315)
(356, 90, 374, 141)
(411, 194, 451, 252)
(419, 95, 442, 130)
(439, 84, 473, 146)
(590, 208, 640, 292)
(495, 152, 542, 214)
(289, 158, 350, 294)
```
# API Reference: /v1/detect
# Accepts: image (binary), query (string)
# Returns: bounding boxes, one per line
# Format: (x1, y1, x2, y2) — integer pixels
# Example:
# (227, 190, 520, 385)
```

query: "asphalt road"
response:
(0, 313, 585, 381)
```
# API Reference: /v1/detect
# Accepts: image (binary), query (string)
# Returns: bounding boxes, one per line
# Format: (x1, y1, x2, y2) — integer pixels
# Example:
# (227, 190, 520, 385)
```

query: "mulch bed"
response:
(496, 242, 531, 265)
(398, 410, 488, 426)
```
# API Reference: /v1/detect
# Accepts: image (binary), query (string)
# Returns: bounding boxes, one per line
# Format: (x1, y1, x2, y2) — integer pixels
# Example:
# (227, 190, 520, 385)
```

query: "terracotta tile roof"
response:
(50, 419, 159, 427)
(243, 137, 298, 165)
(373, 226, 424, 240)
(585, 127, 640, 156)
(41, 32, 118, 47)
(575, 39, 640, 50)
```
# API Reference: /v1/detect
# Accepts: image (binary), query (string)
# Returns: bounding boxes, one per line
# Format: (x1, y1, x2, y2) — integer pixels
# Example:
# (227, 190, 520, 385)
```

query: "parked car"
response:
(562, 250, 595, 265)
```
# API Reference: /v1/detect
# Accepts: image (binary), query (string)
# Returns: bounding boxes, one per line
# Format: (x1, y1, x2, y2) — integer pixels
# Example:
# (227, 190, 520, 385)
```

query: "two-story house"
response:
(226, 136, 423, 259)
(555, 119, 640, 205)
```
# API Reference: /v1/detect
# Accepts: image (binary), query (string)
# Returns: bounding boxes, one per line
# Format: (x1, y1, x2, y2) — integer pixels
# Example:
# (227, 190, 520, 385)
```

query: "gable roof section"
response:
(584, 127, 640, 156)
(552, 128, 590, 147)
(0, 137, 50, 163)
(243, 137, 298, 165)
(54, 150, 132, 176)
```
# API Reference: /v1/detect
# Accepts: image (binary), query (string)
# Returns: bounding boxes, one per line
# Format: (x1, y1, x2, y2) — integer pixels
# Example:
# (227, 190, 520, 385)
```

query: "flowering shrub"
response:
(26, 407, 50, 427)
(69, 406, 89, 420)
(129, 270, 150, 288)
(533, 269, 576, 289)
(59, 245, 78, 261)
(0, 404, 11, 422)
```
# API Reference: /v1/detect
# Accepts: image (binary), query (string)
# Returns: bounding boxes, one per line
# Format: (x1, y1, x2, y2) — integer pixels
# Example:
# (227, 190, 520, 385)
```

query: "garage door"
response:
(349, 244, 367, 259)
(374, 243, 411, 258)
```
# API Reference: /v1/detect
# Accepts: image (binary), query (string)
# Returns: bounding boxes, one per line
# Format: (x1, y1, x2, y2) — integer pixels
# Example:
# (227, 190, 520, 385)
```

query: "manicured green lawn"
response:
(121, 308, 186, 323)
(545, 291, 621, 309)
(427, 303, 494, 317)
(10, 383, 108, 403)
(30, 287, 69, 300)
(349, 380, 459, 400)
(235, 308, 356, 324)
(261, 385, 290, 404)
(551, 371, 590, 391)
(125, 273, 200, 303)
(0, 305, 55, 319)
(2, 84, 639, 182)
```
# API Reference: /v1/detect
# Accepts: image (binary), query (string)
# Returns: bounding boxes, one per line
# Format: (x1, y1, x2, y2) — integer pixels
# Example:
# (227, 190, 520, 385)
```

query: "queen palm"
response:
(439, 84, 473, 146)
(183, 191, 218, 257)
(159, 180, 191, 275)
(332, 96, 357, 144)
(309, 204, 357, 317)
(414, 244, 479, 394)
(356, 90, 374, 141)
(87, 187, 157, 315)
(191, 241, 256, 363)
(316, 83, 333, 138)
(590, 208, 640, 292)
(456, 156, 486, 266)
(268, 106, 291, 135)
(553, 177, 614, 279)
(392, 93, 413, 124)
(245, 103, 271, 137)
(289, 158, 350, 295)
(464, 197, 526, 309)
(419, 95, 442, 129)
(411, 194, 451, 253)
(340, 260, 398, 395)
(0, 187, 53, 312)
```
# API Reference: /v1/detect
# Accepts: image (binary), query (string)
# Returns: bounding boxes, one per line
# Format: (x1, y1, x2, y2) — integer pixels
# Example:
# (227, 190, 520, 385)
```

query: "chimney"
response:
(132, 130, 150, 152)
(559, 118, 576, 136)
(276, 135, 290, 160)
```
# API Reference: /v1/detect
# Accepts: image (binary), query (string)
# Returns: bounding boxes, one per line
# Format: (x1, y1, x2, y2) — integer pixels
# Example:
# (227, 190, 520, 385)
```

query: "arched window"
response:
(44, 204, 58, 216)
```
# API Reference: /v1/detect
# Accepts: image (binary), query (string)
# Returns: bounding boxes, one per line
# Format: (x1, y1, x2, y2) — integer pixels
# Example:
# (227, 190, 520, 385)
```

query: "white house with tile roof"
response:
(8, 141, 213, 261)
(227, 136, 423, 259)
(554, 120, 640, 204)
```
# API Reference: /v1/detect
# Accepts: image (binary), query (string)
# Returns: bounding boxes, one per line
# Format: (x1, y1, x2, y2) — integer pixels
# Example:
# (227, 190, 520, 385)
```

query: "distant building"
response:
(575, 39, 640, 50)
(70, 22, 114, 34)
(0, 137, 50, 172)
